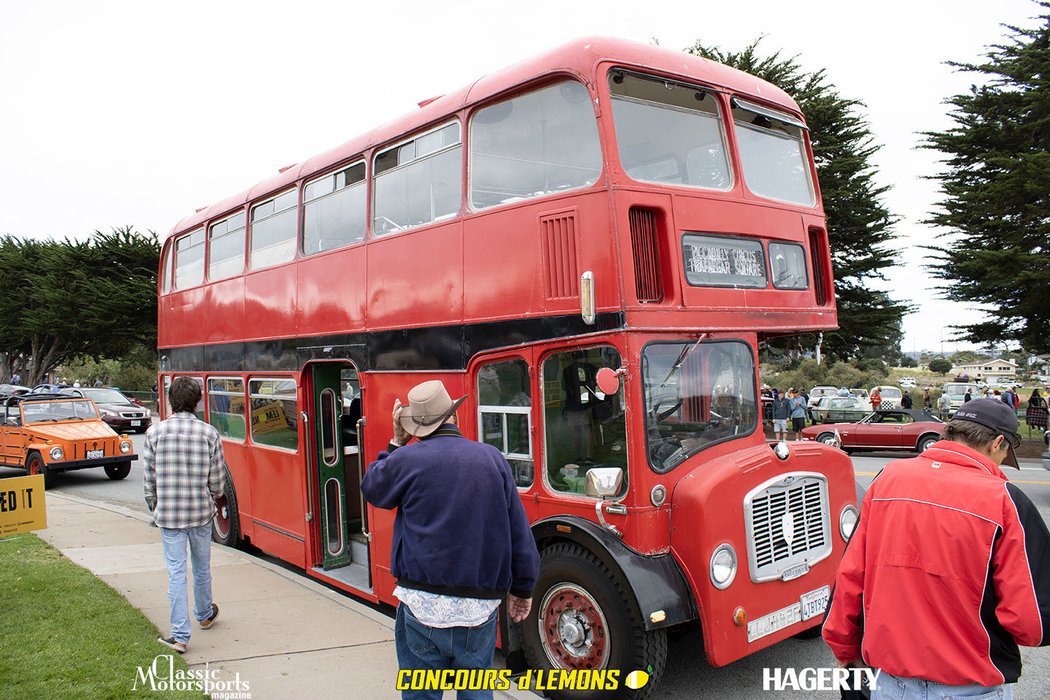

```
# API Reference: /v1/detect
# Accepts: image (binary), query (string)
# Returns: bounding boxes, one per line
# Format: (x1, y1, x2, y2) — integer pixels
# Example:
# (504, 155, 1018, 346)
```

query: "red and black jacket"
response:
(823, 441, 1050, 685)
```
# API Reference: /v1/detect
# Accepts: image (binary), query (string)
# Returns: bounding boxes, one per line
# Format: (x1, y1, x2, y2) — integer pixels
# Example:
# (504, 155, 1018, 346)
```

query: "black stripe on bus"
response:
(160, 311, 626, 373)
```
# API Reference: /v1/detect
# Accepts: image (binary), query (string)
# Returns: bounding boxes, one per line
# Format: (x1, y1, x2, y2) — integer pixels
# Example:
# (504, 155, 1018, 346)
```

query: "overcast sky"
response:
(0, 0, 1041, 354)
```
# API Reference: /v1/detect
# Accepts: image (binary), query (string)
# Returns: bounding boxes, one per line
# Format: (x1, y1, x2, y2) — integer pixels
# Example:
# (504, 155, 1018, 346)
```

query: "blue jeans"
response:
(160, 524, 214, 644)
(874, 671, 1014, 700)
(394, 604, 498, 700)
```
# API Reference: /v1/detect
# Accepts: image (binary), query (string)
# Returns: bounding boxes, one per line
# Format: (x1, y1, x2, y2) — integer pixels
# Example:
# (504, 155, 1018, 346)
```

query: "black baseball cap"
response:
(952, 398, 1022, 468)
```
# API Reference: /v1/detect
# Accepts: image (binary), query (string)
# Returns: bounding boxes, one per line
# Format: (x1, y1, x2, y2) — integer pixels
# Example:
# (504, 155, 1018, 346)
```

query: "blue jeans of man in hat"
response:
(395, 604, 499, 700)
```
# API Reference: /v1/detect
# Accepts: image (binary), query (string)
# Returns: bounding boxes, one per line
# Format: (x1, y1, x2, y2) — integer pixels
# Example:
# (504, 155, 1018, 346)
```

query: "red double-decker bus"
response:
(157, 37, 857, 696)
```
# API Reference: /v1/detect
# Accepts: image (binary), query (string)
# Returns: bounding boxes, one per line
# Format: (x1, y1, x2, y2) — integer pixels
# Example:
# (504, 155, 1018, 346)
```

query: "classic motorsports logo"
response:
(133, 654, 251, 699)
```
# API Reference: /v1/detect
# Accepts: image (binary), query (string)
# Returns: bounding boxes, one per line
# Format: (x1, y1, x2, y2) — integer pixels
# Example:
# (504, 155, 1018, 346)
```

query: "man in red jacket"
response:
(823, 399, 1050, 699)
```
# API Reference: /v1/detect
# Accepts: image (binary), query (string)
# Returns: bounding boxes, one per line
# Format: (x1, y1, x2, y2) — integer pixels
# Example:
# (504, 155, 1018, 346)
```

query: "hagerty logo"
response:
(764, 666, 880, 692)
(133, 654, 251, 699)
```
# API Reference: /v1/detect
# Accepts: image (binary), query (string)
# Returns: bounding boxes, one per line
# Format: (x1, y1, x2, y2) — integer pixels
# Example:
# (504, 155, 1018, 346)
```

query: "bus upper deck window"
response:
(250, 190, 298, 270)
(173, 229, 205, 290)
(469, 81, 602, 210)
(609, 71, 731, 191)
(303, 162, 366, 255)
(373, 122, 462, 235)
(731, 98, 815, 206)
(208, 213, 246, 281)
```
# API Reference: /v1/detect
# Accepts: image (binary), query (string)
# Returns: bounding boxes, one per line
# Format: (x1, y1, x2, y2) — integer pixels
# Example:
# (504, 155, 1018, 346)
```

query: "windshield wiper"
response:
(658, 333, 708, 387)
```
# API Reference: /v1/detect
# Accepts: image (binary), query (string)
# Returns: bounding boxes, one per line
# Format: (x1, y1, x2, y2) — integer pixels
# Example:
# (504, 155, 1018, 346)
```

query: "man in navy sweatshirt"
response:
(362, 380, 540, 699)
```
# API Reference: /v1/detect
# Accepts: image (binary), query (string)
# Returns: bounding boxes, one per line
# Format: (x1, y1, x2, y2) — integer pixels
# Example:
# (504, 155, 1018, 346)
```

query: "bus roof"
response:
(169, 36, 801, 239)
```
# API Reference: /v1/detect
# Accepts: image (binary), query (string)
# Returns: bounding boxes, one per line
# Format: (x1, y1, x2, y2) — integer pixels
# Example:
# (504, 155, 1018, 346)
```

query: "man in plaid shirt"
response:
(144, 376, 226, 653)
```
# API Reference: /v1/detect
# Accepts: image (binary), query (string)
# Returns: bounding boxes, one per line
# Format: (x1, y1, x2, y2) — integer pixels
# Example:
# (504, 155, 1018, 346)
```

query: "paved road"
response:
(5, 444, 1050, 698)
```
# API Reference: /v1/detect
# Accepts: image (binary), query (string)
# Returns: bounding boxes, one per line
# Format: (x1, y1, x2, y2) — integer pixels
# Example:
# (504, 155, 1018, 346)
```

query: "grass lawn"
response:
(0, 534, 205, 699)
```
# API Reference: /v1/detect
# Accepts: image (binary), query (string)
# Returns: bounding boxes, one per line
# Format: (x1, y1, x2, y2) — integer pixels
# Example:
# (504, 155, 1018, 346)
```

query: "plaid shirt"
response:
(143, 412, 226, 529)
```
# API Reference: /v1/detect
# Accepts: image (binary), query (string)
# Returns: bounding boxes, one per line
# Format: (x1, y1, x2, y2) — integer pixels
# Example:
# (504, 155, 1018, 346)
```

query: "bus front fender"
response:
(531, 515, 696, 630)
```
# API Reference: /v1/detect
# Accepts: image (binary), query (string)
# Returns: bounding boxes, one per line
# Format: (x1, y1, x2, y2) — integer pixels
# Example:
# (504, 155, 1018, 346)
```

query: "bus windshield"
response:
(609, 71, 731, 190)
(642, 341, 757, 472)
(731, 99, 814, 206)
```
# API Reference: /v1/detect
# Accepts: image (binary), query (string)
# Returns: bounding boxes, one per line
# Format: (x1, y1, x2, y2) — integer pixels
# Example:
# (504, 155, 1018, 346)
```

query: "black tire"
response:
(522, 542, 667, 700)
(917, 434, 939, 452)
(212, 468, 244, 548)
(26, 452, 53, 489)
(104, 461, 132, 480)
(816, 432, 838, 446)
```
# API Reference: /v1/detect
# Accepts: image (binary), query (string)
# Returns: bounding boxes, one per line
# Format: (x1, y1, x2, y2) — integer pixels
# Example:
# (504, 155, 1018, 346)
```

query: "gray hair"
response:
(943, 419, 1001, 450)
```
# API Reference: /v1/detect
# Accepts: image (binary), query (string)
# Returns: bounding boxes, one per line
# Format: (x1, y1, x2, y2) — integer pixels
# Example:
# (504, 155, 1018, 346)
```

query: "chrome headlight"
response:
(710, 544, 738, 589)
(99, 408, 116, 417)
(839, 505, 860, 542)
(49, 447, 64, 461)
(119, 441, 132, 454)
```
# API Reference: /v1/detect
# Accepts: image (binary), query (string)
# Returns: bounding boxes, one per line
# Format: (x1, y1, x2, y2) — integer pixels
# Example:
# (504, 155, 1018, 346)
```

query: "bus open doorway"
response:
(309, 361, 371, 592)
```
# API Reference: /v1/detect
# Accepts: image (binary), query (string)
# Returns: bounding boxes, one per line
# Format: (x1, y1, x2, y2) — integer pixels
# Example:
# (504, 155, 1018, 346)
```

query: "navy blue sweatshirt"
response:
(361, 425, 540, 600)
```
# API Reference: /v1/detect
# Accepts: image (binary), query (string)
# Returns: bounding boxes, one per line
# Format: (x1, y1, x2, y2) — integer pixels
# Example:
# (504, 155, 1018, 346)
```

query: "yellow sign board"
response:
(0, 474, 46, 536)
(250, 400, 287, 435)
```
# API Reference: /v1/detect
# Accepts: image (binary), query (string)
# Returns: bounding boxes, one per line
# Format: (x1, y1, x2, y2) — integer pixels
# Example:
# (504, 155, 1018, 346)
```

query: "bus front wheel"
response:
(522, 542, 667, 700)
(212, 470, 244, 549)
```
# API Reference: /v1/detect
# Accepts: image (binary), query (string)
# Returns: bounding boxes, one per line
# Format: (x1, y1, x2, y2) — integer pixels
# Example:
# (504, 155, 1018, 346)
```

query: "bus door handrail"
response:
(356, 417, 371, 542)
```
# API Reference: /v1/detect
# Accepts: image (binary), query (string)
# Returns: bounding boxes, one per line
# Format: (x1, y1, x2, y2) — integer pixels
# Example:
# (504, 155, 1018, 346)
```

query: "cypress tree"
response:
(922, 4, 1050, 352)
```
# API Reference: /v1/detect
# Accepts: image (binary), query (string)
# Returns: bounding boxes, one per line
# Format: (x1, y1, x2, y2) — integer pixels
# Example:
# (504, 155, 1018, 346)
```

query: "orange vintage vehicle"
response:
(1, 394, 137, 488)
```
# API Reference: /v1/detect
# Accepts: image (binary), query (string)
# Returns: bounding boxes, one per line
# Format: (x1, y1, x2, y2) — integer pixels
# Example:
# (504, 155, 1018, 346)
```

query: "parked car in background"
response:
(31, 383, 65, 394)
(900, 377, 917, 388)
(941, 382, 979, 414)
(808, 386, 837, 406)
(0, 394, 137, 488)
(61, 387, 151, 433)
(810, 395, 870, 424)
(849, 388, 870, 401)
(807, 385, 837, 419)
(869, 385, 903, 409)
(801, 409, 945, 454)
(0, 384, 30, 399)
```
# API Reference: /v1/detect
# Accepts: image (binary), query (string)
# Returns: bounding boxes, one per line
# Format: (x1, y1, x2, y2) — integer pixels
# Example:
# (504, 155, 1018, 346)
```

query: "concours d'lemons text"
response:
(397, 668, 651, 692)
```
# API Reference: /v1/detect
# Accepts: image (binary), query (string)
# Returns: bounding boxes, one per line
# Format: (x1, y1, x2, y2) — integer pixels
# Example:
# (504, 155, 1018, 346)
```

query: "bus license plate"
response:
(87, 449, 104, 459)
(747, 602, 801, 642)
(131, 420, 141, 426)
(800, 585, 831, 621)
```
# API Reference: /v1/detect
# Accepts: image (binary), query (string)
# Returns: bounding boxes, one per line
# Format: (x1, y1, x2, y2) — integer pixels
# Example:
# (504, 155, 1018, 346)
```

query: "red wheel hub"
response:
(539, 583, 609, 669)
(213, 503, 230, 538)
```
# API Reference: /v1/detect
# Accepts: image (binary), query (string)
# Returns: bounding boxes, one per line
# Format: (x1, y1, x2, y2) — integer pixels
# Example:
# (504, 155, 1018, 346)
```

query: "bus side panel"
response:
(462, 209, 543, 320)
(296, 246, 368, 337)
(222, 439, 255, 541)
(165, 287, 207, 348)
(202, 278, 246, 345)
(243, 266, 299, 342)
(247, 445, 308, 568)
(365, 223, 463, 331)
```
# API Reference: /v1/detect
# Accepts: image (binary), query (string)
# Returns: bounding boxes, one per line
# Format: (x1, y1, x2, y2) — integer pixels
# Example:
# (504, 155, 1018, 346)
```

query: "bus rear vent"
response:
(808, 226, 831, 306)
(541, 212, 579, 299)
(629, 207, 663, 303)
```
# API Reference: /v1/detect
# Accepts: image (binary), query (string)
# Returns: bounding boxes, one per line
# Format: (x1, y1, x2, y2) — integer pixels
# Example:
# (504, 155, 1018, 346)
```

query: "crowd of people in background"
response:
(761, 380, 1050, 436)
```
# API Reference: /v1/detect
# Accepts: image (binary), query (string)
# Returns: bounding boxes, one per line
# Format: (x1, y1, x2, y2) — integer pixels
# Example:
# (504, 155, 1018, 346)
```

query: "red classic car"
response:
(801, 409, 945, 453)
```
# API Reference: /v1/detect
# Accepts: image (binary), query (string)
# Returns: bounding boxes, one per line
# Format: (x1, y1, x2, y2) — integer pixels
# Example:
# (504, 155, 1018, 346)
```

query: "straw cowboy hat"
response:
(398, 380, 467, 438)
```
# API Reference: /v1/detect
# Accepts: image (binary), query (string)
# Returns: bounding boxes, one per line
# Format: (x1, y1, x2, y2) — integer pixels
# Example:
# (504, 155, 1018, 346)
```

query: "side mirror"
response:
(595, 367, 626, 396)
(585, 467, 623, 498)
